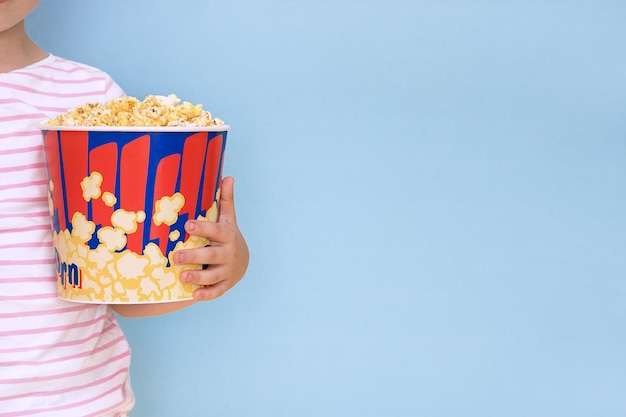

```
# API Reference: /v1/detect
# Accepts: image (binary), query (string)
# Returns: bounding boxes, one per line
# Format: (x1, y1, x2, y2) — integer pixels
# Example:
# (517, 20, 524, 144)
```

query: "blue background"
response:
(28, 1, 626, 416)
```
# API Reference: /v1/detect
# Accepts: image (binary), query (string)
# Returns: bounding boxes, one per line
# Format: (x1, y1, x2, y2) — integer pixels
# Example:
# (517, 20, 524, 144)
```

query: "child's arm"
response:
(111, 177, 249, 318)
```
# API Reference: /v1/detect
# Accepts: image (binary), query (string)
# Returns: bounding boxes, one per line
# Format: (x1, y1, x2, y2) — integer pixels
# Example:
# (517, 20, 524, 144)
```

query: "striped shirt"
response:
(0, 55, 134, 416)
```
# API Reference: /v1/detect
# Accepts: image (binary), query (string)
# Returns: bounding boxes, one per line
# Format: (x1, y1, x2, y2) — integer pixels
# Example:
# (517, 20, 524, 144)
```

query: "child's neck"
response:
(0, 21, 47, 73)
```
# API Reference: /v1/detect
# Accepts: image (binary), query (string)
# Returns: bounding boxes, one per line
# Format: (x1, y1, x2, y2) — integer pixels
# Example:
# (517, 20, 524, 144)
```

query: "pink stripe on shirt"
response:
(0, 320, 118, 352)
(0, 241, 50, 250)
(0, 211, 49, 219)
(0, 367, 128, 403)
(0, 131, 37, 140)
(8, 71, 105, 84)
(0, 179, 48, 191)
(0, 351, 129, 385)
(0, 224, 51, 234)
(0, 381, 130, 417)
(0, 334, 126, 367)
(0, 292, 57, 301)
(0, 162, 46, 173)
(0, 113, 44, 123)
(0, 81, 106, 98)
(0, 312, 109, 337)
(0, 145, 42, 156)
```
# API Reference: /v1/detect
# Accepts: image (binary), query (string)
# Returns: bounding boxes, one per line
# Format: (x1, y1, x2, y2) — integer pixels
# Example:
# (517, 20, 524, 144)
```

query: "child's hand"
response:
(174, 176, 249, 301)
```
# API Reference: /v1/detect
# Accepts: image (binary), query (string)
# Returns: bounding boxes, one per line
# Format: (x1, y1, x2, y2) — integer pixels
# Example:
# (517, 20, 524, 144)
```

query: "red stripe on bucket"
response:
(44, 131, 66, 230)
(120, 135, 150, 253)
(60, 131, 89, 227)
(179, 132, 208, 238)
(200, 134, 224, 212)
(150, 153, 181, 255)
(89, 142, 118, 228)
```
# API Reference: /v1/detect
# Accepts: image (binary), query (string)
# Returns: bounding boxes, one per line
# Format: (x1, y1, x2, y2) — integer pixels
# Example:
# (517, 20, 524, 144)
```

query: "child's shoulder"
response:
(12, 55, 125, 108)
(39, 55, 113, 79)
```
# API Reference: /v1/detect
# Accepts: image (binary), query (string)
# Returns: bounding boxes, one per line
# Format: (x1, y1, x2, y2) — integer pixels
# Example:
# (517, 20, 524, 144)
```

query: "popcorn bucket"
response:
(39, 125, 229, 304)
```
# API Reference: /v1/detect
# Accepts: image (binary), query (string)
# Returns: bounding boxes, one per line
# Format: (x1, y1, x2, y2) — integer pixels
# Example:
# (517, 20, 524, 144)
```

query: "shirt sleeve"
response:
(103, 73, 126, 100)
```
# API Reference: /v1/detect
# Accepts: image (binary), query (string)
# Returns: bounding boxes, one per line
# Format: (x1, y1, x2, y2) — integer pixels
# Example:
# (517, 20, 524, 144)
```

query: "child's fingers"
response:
(174, 244, 227, 266)
(193, 280, 229, 301)
(218, 176, 236, 224)
(184, 219, 235, 244)
(180, 266, 225, 287)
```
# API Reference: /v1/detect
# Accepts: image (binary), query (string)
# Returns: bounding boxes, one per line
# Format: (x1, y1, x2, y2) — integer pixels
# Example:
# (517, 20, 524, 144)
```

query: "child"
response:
(0, 0, 249, 415)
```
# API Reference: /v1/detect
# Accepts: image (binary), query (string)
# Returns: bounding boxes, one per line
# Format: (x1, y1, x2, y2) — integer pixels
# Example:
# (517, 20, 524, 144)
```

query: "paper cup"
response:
(39, 125, 229, 304)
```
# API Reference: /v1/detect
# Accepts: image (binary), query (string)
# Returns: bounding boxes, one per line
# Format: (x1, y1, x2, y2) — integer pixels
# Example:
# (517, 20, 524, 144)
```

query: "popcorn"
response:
(45, 94, 225, 127)
(153, 193, 185, 226)
(102, 192, 117, 207)
(81, 172, 103, 201)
